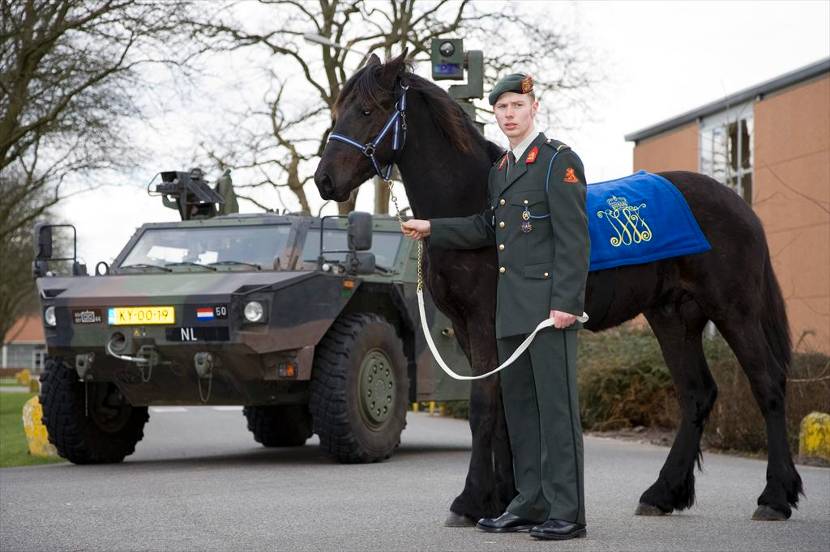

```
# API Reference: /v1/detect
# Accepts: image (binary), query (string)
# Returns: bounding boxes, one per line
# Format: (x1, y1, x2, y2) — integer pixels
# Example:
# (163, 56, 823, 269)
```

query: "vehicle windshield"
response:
(120, 225, 292, 269)
(120, 224, 402, 270)
(301, 230, 401, 268)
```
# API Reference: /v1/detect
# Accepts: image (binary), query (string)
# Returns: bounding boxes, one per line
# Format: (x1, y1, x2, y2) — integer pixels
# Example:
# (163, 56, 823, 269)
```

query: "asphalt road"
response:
(1, 408, 828, 552)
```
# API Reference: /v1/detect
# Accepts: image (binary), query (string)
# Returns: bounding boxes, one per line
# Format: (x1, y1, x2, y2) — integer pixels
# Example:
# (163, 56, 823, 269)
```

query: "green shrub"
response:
(706, 349, 830, 454)
(577, 325, 676, 430)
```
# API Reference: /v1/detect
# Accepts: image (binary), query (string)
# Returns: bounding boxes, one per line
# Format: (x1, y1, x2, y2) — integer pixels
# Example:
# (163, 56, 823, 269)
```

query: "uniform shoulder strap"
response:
(543, 138, 571, 153)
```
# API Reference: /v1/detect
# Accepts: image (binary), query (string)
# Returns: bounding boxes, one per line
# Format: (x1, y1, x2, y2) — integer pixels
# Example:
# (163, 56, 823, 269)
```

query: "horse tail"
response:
(760, 252, 792, 375)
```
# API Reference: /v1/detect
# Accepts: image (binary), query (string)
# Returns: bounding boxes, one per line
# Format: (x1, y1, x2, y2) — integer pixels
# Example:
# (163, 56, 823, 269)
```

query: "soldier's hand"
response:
(401, 219, 431, 240)
(549, 309, 577, 329)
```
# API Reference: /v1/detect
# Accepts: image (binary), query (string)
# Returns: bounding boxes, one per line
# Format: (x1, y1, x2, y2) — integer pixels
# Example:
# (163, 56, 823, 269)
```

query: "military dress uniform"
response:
(427, 76, 590, 536)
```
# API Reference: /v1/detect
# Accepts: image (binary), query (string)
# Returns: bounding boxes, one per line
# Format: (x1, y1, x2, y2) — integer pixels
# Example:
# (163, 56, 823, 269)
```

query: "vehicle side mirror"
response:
(347, 211, 373, 251)
(346, 251, 375, 275)
(34, 223, 53, 260)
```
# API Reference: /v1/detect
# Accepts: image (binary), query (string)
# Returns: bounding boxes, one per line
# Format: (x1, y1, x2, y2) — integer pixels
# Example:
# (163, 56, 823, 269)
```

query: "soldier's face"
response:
(494, 92, 538, 143)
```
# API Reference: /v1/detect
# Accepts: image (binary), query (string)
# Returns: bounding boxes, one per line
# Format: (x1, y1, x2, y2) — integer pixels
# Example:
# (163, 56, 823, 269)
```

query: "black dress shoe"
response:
(476, 512, 539, 533)
(530, 519, 587, 540)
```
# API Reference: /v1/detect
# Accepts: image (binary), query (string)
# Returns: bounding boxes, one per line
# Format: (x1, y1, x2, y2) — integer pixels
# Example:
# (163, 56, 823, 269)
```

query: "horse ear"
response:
(380, 49, 409, 85)
(366, 53, 382, 66)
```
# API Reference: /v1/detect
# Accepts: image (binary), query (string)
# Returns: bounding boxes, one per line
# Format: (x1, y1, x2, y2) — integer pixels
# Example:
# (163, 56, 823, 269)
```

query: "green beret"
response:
(488, 73, 534, 105)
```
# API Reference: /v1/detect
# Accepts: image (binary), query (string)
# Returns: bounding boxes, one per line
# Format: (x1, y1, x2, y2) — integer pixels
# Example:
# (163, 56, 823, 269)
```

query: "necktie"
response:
(507, 151, 516, 180)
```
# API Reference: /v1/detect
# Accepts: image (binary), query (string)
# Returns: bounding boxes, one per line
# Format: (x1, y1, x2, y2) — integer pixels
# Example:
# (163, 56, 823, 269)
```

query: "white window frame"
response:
(698, 101, 754, 204)
(32, 347, 47, 374)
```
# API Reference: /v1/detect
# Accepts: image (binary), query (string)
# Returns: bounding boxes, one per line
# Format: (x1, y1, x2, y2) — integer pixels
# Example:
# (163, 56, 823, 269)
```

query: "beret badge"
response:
(520, 75, 534, 94)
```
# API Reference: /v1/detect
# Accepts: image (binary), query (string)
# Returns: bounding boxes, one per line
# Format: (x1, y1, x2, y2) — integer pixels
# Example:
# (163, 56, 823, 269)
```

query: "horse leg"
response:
(636, 296, 717, 515)
(713, 317, 803, 520)
(444, 319, 515, 525)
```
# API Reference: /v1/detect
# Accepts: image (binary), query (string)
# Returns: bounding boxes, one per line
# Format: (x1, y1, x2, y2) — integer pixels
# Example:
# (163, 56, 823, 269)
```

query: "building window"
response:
(700, 104, 753, 203)
(33, 347, 47, 374)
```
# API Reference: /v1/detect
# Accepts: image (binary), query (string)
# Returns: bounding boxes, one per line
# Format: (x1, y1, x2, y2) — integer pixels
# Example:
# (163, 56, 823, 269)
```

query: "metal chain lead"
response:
(385, 178, 423, 292)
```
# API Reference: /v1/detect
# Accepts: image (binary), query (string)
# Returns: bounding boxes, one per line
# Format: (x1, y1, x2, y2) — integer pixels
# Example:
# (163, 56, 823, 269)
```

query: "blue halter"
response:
(328, 81, 409, 181)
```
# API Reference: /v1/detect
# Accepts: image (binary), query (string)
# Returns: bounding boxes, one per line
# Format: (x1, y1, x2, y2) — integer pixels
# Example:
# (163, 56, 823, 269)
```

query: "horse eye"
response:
(362, 109, 372, 116)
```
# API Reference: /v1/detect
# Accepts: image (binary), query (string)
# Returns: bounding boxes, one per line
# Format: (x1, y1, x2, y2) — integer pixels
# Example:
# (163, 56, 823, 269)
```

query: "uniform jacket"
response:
(429, 132, 590, 338)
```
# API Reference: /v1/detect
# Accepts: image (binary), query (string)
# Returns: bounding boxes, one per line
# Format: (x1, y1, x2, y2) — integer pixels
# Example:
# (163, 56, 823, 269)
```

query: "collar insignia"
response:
(498, 153, 508, 171)
(526, 146, 538, 164)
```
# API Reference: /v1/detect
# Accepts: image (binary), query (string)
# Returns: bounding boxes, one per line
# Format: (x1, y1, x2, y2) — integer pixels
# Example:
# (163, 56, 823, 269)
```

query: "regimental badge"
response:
(498, 154, 508, 171)
(521, 75, 534, 94)
(526, 146, 538, 164)
(563, 167, 579, 183)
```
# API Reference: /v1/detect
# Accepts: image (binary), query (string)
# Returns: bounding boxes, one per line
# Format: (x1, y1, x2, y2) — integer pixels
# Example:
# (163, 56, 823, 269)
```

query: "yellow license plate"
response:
(108, 306, 175, 325)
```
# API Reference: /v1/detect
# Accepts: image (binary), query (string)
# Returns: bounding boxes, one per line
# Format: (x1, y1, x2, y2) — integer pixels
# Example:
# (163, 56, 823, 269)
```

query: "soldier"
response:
(401, 73, 590, 541)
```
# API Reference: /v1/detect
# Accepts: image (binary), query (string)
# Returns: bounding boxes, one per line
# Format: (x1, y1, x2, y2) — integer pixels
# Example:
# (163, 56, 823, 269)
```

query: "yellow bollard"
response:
(799, 411, 830, 463)
(429, 401, 436, 415)
(21, 397, 57, 458)
(439, 403, 446, 416)
(411, 402, 419, 412)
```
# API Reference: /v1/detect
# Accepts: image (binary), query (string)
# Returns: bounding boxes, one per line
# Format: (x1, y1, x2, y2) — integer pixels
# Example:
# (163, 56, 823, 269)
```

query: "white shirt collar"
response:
(510, 129, 539, 162)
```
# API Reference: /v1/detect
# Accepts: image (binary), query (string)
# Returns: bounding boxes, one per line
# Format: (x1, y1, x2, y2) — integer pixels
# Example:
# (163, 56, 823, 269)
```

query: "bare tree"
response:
(188, 0, 599, 215)
(0, 0, 194, 340)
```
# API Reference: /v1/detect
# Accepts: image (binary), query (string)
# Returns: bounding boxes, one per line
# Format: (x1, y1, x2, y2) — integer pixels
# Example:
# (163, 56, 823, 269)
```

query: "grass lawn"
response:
(0, 392, 65, 468)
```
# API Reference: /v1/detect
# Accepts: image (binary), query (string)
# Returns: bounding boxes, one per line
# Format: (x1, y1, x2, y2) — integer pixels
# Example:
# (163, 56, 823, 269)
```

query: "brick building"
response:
(625, 58, 829, 354)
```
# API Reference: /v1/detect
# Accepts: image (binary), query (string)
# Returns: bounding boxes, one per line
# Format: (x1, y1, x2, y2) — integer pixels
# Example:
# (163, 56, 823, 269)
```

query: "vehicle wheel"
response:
(242, 405, 312, 447)
(39, 357, 149, 464)
(310, 313, 408, 463)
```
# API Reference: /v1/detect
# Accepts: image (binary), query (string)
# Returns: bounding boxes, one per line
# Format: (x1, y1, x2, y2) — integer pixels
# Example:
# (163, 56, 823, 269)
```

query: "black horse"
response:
(313, 53, 803, 524)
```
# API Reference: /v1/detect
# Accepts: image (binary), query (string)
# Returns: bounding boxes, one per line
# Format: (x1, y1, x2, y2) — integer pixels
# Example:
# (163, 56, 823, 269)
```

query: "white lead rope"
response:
(417, 288, 589, 381)
(386, 178, 589, 382)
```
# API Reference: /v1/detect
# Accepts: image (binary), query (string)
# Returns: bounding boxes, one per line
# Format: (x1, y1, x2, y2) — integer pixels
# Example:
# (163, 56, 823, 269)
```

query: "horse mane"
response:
(335, 63, 502, 161)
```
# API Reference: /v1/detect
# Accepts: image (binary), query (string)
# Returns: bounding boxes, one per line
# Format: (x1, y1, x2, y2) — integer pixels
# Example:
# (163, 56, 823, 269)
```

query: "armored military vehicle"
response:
(33, 170, 471, 465)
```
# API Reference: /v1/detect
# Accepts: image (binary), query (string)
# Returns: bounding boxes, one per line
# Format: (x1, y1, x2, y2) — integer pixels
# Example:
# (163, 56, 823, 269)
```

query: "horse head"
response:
(314, 52, 410, 202)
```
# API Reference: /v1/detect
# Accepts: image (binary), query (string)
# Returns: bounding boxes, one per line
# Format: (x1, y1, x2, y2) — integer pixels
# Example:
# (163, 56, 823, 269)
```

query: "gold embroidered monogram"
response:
(596, 195, 653, 247)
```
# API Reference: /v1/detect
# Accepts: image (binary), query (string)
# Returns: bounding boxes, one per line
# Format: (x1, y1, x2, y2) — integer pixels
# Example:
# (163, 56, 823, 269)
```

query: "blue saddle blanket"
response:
(587, 171, 711, 271)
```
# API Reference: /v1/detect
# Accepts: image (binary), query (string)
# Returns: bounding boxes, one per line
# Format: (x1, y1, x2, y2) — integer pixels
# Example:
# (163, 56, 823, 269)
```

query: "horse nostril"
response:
(316, 172, 334, 198)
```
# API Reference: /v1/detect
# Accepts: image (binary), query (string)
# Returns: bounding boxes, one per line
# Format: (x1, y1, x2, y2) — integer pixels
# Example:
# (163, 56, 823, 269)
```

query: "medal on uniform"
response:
(521, 207, 532, 233)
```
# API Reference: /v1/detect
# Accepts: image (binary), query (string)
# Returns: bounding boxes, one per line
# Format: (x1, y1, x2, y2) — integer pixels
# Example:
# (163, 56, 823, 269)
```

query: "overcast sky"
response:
(58, 0, 830, 267)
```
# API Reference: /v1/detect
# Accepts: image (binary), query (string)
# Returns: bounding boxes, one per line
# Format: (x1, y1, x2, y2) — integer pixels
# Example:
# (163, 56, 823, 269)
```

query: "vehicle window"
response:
(302, 230, 401, 268)
(120, 225, 292, 268)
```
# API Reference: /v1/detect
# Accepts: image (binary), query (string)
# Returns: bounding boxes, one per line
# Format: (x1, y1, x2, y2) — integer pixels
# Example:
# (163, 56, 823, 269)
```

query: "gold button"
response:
(499, 266, 506, 273)
(544, 272, 549, 278)
(499, 198, 506, 206)
(498, 221, 505, 228)
(523, 199, 528, 204)
(498, 244, 505, 251)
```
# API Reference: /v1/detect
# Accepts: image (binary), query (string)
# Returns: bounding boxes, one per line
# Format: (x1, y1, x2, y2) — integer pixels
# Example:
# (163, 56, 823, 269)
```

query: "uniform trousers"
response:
(497, 326, 586, 525)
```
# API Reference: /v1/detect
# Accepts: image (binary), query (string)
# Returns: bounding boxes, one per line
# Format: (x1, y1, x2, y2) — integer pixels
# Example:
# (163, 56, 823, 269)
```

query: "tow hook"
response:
(193, 352, 215, 403)
(105, 336, 164, 383)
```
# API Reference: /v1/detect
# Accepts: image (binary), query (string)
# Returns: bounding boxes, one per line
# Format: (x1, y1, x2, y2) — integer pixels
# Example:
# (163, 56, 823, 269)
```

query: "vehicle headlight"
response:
(244, 301, 264, 323)
(44, 306, 56, 327)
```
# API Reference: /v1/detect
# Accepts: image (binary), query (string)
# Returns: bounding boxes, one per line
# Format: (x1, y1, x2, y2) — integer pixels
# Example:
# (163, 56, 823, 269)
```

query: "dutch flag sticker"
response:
(196, 308, 214, 321)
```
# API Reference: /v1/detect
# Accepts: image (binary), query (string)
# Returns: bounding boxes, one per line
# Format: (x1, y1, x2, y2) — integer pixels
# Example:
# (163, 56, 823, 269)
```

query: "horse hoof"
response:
(752, 505, 789, 521)
(635, 502, 672, 516)
(444, 511, 477, 527)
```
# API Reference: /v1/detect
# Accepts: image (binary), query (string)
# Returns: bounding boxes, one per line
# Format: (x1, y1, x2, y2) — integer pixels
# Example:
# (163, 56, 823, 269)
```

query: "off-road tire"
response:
(310, 313, 408, 463)
(242, 405, 312, 447)
(39, 357, 149, 464)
